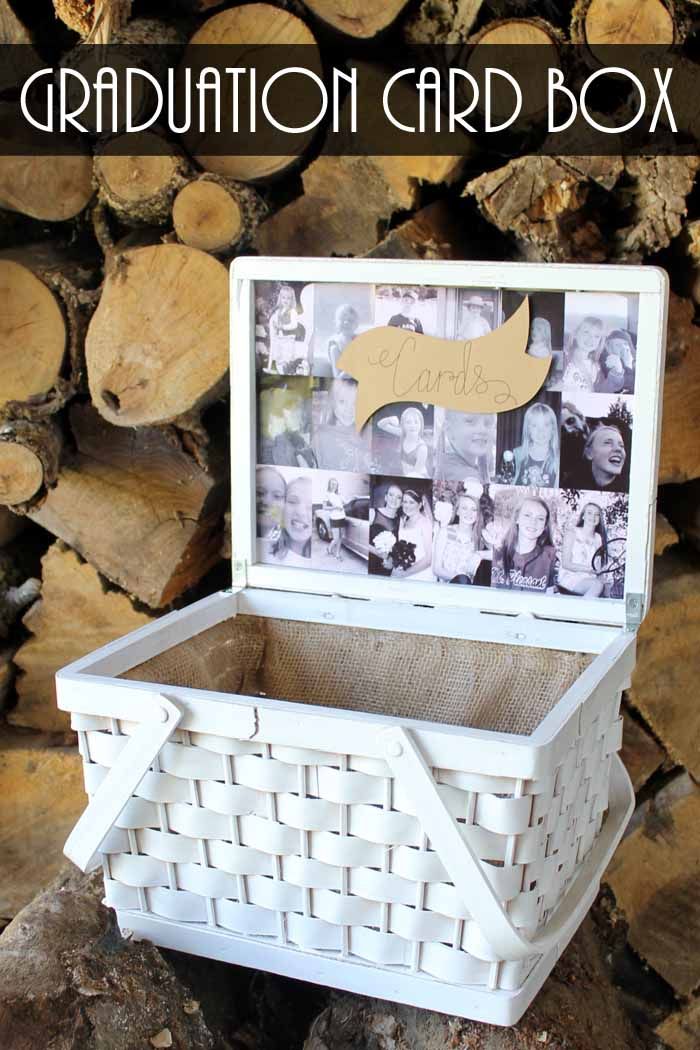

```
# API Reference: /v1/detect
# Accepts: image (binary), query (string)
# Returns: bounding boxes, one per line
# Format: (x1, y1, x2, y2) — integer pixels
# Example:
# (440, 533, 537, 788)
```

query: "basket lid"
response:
(230, 257, 668, 631)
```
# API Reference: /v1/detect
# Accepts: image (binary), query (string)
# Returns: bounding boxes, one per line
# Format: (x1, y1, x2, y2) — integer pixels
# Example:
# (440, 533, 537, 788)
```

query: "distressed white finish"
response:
(58, 258, 665, 1026)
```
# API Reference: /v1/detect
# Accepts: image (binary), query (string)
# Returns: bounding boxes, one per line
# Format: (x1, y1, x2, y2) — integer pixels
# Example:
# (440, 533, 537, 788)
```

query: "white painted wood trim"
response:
(57, 591, 240, 677)
(116, 910, 558, 1026)
(232, 257, 668, 295)
(236, 588, 617, 652)
(230, 259, 667, 629)
(56, 582, 624, 780)
(58, 672, 554, 778)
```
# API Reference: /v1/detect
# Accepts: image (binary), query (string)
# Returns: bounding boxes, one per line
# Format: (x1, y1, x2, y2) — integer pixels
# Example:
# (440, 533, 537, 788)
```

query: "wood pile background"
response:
(1, 0, 700, 1047)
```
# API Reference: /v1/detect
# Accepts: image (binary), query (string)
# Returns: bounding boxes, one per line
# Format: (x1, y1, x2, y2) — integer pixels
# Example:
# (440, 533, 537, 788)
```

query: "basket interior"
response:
(120, 615, 592, 737)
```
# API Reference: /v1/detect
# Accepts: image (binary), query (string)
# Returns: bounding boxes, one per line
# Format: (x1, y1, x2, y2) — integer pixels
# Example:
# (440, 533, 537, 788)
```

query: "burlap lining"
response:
(120, 615, 592, 738)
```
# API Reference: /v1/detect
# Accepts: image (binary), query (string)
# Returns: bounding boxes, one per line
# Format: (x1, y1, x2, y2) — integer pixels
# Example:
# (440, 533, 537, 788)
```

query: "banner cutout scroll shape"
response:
(337, 297, 550, 431)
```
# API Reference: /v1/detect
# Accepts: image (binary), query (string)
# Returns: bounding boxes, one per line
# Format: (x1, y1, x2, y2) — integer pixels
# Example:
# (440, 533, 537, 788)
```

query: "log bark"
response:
(0, 419, 62, 511)
(11, 541, 154, 731)
(0, 244, 97, 418)
(0, 734, 85, 919)
(256, 151, 465, 257)
(27, 403, 227, 609)
(629, 547, 700, 781)
(302, 0, 409, 38)
(404, 0, 484, 42)
(659, 293, 700, 485)
(367, 200, 474, 260)
(52, 0, 132, 38)
(85, 243, 229, 427)
(464, 155, 623, 263)
(466, 154, 698, 263)
(172, 175, 268, 254)
(606, 771, 700, 997)
(0, 868, 229, 1048)
(183, 4, 321, 182)
(613, 157, 700, 262)
(680, 218, 700, 307)
(94, 133, 192, 227)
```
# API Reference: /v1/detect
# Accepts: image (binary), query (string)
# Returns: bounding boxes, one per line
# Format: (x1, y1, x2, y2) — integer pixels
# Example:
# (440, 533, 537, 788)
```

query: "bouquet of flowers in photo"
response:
(390, 539, 417, 571)
(372, 531, 417, 571)
(373, 531, 397, 557)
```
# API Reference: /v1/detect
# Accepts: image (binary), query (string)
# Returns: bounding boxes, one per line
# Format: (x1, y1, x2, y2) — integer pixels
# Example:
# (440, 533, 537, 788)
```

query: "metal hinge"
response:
(232, 559, 248, 587)
(625, 593, 644, 632)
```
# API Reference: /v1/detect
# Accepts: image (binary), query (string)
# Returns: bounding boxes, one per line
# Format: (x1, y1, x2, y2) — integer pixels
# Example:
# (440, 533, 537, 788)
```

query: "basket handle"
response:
(65, 695, 183, 872)
(382, 726, 633, 963)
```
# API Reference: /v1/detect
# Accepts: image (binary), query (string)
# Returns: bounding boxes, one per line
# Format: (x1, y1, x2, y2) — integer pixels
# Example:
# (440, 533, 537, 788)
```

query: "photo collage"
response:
(253, 281, 637, 600)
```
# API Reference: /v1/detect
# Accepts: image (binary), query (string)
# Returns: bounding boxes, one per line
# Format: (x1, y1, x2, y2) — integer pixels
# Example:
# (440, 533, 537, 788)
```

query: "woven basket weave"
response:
(64, 615, 620, 994)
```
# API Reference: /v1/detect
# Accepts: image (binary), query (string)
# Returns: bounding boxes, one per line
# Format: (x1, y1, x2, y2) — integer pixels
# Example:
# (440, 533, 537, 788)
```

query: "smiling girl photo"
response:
(489, 489, 558, 593)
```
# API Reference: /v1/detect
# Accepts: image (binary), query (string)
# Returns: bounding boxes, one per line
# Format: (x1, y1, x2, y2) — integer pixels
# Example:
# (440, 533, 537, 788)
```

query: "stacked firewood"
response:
(1, 0, 700, 1046)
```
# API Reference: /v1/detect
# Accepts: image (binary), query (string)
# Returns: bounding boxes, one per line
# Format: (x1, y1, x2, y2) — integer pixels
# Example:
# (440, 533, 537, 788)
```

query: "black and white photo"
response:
(501, 290, 565, 389)
(311, 282, 374, 378)
(496, 391, 561, 488)
(369, 476, 435, 581)
(311, 378, 372, 473)
(371, 401, 435, 478)
(255, 465, 313, 568)
(489, 487, 559, 593)
(556, 489, 628, 600)
(311, 470, 370, 575)
(455, 288, 500, 340)
(433, 408, 497, 484)
(560, 393, 633, 493)
(255, 281, 314, 375)
(562, 292, 638, 394)
(251, 275, 641, 603)
(374, 285, 445, 336)
(257, 375, 316, 468)
(431, 480, 493, 587)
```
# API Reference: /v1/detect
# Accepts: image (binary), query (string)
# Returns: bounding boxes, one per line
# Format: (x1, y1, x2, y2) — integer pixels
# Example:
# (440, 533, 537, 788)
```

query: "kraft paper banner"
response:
(337, 297, 551, 431)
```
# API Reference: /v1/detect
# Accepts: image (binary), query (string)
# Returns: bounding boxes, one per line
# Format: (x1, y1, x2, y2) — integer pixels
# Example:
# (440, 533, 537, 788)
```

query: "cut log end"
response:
(573, 0, 675, 49)
(0, 443, 43, 506)
(86, 244, 229, 427)
(469, 19, 561, 119)
(173, 180, 243, 252)
(0, 419, 63, 511)
(95, 134, 190, 226)
(185, 4, 320, 182)
(303, 0, 409, 38)
(0, 260, 66, 411)
(0, 153, 94, 222)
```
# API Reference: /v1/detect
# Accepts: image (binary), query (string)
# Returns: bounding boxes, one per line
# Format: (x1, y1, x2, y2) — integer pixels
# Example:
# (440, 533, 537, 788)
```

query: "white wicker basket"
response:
(59, 258, 666, 1026)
